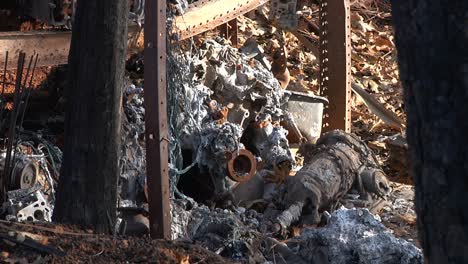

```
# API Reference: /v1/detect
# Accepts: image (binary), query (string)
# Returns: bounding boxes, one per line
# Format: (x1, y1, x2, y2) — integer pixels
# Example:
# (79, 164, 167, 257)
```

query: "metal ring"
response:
(227, 149, 256, 182)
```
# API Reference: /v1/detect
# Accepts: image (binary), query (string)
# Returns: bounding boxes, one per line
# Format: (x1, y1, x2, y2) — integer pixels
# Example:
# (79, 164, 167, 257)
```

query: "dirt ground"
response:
(1, 221, 229, 264)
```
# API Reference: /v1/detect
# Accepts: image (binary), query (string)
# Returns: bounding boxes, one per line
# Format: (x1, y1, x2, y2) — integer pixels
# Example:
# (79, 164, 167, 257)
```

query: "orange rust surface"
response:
(0, 66, 53, 95)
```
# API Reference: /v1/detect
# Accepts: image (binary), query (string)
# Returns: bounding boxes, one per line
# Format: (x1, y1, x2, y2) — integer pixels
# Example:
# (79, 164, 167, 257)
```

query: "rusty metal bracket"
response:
(319, 0, 352, 132)
(144, 0, 171, 239)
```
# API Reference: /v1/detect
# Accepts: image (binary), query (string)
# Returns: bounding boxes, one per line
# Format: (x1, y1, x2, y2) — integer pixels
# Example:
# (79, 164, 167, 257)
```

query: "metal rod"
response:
(19, 54, 39, 134)
(1, 51, 8, 96)
(21, 55, 34, 98)
(319, 0, 352, 132)
(3, 52, 25, 195)
(9, 55, 34, 187)
(144, 0, 171, 239)
(0, 51, 9, 138)
(218, 19, 238, 47)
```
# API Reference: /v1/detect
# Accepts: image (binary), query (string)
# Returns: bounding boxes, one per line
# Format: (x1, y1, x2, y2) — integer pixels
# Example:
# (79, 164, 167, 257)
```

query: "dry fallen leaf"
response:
(351, 13, 376, 33)
(178, 255, 190, 264)
(368, 140, 387, 151)
(399, 213, 417, 226)
(122, 239, 129, 249)
(374, 36, 394, 52)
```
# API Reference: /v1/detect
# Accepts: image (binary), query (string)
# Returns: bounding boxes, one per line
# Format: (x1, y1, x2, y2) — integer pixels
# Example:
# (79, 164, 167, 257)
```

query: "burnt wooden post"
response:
(319, 0, 352, 132)
(144, 0, 171, 239)
(52, 0, 128, 232)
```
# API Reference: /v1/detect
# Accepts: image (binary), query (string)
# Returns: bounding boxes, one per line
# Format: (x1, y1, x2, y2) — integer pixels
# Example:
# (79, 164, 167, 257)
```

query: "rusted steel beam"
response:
(144, 0, 171, 239)
(0, 31, 70, 70)
(1, 0, 266, 69)
(173, 0, 268, 40)
(319, 0, 351, 132)
(0, 24, 143, 70)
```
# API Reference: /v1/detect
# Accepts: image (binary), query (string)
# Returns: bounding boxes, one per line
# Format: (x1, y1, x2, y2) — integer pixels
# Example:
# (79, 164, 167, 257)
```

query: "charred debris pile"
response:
(122, 37, 421, 262)
(0, 3, 420, 264)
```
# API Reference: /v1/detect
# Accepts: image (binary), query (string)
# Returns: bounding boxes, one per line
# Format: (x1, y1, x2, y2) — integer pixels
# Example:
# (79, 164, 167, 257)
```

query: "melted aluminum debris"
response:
(171, 199, 422, 264)
(119, 85, 147, 206)
(284, 208, 423, 264)
(176, 38, 295, 195)
(191, 38, 285, 109)
(197, 122, 244, 194)
(0, 134, 61, 223)
(117, 37, 420, 263)
(120, 38, 297, 201)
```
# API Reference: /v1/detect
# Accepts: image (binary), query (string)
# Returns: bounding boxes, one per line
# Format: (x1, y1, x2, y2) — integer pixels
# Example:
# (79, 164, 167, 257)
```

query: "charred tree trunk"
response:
(53, 0, 128, 233)
(392, 0, 468, 262)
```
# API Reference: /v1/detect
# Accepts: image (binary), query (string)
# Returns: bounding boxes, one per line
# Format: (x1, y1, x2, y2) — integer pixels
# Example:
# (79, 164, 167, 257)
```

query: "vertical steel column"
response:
(319, 0, 352, 133)
(144, 0, 171, 239)
(218, 19, 239, 47)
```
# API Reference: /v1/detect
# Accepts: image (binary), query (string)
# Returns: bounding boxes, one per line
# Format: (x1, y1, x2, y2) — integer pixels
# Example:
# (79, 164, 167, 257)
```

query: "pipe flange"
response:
(10, 157, 38, 190)
(227, 149, 257, 182)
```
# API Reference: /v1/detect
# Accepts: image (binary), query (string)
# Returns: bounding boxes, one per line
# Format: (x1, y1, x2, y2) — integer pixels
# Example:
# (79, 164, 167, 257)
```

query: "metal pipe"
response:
(227, 149, 257, 183)
(144, 0, 171, 239)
